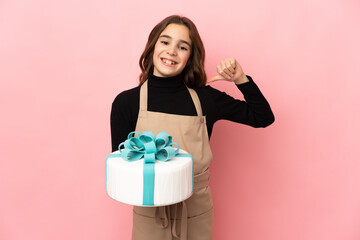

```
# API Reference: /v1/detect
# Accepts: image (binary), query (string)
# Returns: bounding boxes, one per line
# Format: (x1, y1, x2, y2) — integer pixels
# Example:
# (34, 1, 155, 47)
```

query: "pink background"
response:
(1, 0, 359, 239)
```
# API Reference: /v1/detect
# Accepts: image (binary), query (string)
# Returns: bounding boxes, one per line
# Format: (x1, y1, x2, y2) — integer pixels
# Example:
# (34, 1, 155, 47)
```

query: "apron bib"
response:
(132, 80, 214, 240)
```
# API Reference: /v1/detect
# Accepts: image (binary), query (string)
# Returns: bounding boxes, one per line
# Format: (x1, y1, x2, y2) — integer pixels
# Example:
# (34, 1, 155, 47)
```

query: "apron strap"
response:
(139, 80, 203, 117)
(186, 87, 203, 117)
(155, 169, 210, 240)
(139, 80, 148, 111)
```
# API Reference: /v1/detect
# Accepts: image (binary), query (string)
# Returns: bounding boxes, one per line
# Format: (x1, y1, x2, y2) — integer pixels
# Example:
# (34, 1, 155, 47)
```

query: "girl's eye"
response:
(160, 40, 188, 51)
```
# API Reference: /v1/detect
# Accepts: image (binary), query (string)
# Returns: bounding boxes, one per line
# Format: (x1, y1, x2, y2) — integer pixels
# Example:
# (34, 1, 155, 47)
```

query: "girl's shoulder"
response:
(113, 86, 140, 101)
(193, 84, 217, 93)
(193, 84, 228, 99)
(112, 86, 140, 108)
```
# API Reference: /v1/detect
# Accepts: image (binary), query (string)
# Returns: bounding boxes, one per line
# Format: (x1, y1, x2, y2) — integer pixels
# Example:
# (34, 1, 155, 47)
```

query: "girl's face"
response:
(152, 23, 192, 78)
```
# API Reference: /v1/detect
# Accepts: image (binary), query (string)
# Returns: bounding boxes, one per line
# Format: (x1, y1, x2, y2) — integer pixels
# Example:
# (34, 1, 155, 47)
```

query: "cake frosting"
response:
(106, 148, 193, 206)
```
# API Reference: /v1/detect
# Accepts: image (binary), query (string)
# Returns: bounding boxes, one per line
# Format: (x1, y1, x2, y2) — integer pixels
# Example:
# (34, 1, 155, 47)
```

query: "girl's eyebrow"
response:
(159, 35, 191, 47)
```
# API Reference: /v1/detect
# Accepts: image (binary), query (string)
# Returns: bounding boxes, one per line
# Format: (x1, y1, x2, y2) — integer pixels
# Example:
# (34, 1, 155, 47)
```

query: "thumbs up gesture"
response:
(207, 57, 249, 85)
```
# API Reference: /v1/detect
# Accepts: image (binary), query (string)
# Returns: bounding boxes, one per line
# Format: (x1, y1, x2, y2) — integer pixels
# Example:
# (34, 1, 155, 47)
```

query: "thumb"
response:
(207, 75, 225, 84)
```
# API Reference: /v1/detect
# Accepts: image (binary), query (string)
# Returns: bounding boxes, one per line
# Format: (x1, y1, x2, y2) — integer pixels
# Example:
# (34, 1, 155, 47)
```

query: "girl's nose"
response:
(167, 45, 177, 56)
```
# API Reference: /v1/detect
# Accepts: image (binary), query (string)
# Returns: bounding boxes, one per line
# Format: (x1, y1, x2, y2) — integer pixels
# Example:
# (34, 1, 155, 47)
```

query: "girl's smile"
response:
(161, 57, 178, 65)
(152, 23, 192, 77)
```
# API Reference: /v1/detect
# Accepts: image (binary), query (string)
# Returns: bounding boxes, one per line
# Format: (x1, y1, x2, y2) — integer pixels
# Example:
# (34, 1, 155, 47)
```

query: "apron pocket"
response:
(132, 210, 170, 240)
(132, 207, 213, 240)
(187, 207, 213, 239)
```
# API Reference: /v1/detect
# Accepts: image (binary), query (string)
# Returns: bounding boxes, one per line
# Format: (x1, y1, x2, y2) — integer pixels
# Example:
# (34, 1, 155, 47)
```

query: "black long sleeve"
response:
(110, 74, 274, 152)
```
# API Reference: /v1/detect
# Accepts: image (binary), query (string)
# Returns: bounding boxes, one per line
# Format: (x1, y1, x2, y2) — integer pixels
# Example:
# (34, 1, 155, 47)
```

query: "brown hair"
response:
(138, 15, 207, 88)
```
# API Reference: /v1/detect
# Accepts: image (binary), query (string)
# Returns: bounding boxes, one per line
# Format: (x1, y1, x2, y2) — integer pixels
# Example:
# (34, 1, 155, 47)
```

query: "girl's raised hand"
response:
(207, 57, 249, 85)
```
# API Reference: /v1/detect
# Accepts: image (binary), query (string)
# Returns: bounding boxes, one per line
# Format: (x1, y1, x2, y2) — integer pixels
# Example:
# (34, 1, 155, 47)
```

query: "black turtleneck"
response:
(110, 72, 275, 151)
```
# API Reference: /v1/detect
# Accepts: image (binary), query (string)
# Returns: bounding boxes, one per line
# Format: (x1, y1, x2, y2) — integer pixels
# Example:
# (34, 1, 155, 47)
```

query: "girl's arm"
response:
(110, 90, 137, 152)
(210, 75, 275, 127)
(207, 58, 274, 127)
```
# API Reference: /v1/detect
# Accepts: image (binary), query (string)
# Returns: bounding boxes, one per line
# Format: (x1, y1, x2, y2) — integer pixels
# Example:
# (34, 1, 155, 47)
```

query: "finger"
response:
(230, 58, 236, 69)
(225, 61, 235, 74)
(219, 62, 233, 79)
(207, 75, 224, 83)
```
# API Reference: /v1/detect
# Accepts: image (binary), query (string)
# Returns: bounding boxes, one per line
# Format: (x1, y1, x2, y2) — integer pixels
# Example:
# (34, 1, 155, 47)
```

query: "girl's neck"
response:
(148, 71, 185, 88)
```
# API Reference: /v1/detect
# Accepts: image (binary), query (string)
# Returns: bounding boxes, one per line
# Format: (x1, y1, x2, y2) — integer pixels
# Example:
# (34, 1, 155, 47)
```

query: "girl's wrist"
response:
(234, 74, 249, 85)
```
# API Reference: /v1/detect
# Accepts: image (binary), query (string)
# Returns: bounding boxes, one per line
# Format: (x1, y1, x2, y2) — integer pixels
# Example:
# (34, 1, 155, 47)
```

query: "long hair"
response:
(138, 15, 206, 88)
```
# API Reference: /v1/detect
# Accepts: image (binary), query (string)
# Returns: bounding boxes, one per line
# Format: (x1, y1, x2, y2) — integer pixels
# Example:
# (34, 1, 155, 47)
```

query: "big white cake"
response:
(106, 148, 194, 207)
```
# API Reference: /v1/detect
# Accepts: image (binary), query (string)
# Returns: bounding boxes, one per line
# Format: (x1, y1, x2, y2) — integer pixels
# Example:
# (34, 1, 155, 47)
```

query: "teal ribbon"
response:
(118, 131, 185, 206)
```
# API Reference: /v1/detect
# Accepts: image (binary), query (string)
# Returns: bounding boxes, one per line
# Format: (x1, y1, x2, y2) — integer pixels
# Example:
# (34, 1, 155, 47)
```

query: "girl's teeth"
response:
(163, 59, 175, 65)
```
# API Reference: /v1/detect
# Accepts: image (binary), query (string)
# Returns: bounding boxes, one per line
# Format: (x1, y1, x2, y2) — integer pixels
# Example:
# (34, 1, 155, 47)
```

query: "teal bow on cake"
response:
(118, 131, 179, 163)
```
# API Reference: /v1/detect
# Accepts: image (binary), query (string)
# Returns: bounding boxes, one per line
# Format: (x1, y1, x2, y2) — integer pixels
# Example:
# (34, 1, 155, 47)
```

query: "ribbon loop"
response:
(119, 131, 179, 162)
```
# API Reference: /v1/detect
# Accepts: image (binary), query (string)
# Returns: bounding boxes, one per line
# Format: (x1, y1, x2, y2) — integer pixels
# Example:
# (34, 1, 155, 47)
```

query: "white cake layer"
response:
(106, 149, 193, 206)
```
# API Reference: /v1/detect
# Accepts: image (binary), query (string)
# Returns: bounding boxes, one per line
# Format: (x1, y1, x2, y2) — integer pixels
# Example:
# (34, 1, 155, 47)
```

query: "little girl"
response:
(111, 14, 274, 240)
